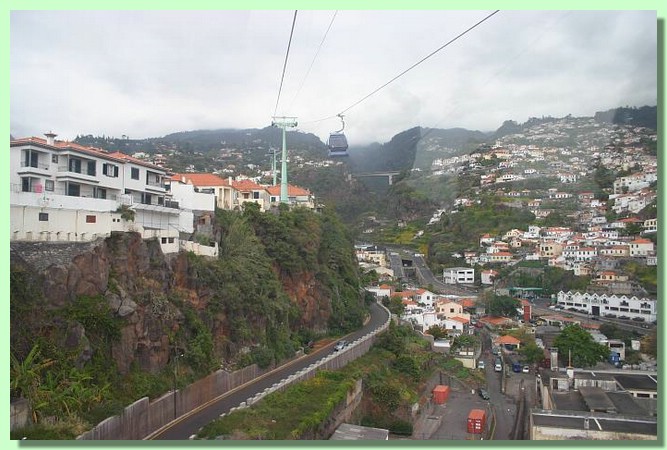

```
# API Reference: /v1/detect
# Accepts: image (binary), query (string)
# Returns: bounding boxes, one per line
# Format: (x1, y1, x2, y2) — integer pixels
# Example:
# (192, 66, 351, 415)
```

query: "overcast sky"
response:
(10, 10, 657, 145)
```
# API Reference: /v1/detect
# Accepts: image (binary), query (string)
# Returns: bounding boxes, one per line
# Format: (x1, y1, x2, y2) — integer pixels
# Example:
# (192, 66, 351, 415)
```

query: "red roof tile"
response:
(265, 184, 311, 196)
(495, 335, 521, 345)
(232, 179, 264, 191)
(172, 173, 230, 186)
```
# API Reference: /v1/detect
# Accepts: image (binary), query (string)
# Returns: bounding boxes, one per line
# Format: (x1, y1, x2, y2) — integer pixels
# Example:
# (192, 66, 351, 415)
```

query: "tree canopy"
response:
(553, 325, 610, 368)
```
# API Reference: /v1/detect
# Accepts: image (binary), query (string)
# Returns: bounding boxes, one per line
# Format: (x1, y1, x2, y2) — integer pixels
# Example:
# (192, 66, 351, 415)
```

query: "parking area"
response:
(416, 376, 492, 440)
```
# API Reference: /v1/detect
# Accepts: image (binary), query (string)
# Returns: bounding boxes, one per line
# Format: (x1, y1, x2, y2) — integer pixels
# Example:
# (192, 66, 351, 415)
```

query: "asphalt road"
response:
(150, 300, 389, 440)
(412, 255, 478, 296)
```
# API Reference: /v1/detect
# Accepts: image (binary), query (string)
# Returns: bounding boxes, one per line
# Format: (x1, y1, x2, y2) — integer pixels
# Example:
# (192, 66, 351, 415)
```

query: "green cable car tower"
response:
(271, 116, 298, 203)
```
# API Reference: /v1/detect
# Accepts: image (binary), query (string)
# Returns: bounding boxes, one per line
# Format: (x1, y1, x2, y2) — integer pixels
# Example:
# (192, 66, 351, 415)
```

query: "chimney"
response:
(45, 131, 57, 146)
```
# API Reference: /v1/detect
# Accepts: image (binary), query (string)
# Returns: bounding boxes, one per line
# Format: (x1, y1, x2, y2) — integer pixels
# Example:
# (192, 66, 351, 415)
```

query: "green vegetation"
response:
(427, 194, 535, 270)
(506, 265, 591, 296)
(519, 341, 546, 364)
(487, 295, 520, 317)
(197, 370, 356, 440)
(198, 324, 469, 440)
(620, 260, 657, 295)
(10, 205, 366, 439)
(115, 204, 135, 222)
(553, 325, 610, 368)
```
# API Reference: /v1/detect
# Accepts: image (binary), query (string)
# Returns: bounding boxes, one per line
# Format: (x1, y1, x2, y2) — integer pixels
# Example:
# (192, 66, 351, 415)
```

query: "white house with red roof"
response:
(413, 288, 437, 307)
(266, 184, 315, 209)
(231, 178, 269, 211)
(10, 133, 180, 252)
(366, 284, 393, 298)
(169, 173, 234, 210)
(436, 300, 471, 322)
(629, 238, 654, 257)
(442, 316, 470, 332)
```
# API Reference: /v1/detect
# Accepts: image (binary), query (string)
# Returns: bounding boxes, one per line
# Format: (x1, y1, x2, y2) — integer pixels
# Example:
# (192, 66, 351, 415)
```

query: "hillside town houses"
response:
(10, 133, 316, 256)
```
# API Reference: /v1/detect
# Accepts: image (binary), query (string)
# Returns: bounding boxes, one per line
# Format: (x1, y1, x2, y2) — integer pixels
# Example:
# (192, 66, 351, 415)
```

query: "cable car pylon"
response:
(271, 116, 298, 203)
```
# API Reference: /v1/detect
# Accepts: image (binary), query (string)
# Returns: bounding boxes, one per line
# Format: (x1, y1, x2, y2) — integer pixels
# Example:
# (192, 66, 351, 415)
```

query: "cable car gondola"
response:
(328, 114, 349, 157)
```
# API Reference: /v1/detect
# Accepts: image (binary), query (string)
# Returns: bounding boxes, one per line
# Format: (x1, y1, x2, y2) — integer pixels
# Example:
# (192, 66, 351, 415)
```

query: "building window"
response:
(45, 180, 54, 191)
(87, 161, 96, 176)
(86, 215, 96, 223)
(39, 212, 48, 221)
(131, 167, 140, 180)
(67, 183, 81, 197)
(93, 187, 107, 199)
(24, 150, 39, 168)
(168, 237, 175, 244)
(52, 154, 58, 163)
(103, 163, 119, 177)
(253, 191, 260, 199)
(21, 177, 31, 192)
(161, 237, 167, 244)
(69, 158, 82, 173)
(141, 193, 152, 205)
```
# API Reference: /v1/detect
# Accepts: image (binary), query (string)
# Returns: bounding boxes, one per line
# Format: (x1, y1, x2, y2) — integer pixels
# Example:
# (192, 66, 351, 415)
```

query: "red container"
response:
(432, 385, 450, 404)
(467, 409, 486, 434)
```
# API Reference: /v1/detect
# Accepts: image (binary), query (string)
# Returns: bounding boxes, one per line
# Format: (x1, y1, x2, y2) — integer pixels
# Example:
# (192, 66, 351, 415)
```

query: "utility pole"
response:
(271, 116, 297, 203)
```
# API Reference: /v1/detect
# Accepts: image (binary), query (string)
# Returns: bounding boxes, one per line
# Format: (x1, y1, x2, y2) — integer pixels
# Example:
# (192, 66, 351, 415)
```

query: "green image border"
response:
(3, 1, 664, 449)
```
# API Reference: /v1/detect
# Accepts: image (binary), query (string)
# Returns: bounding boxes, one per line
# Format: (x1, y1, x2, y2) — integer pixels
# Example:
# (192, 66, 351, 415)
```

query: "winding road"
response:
(149, 300, 390, 440)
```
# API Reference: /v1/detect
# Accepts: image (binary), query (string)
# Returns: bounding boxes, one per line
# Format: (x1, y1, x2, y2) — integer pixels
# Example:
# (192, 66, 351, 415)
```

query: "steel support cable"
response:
(286, 10, 338, 114)
(273, 10, 299, 117)
(301, 10, 500, 125)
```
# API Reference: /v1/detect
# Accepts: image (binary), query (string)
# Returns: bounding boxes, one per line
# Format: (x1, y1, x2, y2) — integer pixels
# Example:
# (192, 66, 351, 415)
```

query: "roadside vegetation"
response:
(197, 323, 478, 440)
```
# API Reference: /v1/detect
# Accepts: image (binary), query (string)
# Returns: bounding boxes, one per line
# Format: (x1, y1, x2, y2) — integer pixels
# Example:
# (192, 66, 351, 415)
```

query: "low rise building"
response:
(442, 267, 475, 284)
(556, 291, 656, 322)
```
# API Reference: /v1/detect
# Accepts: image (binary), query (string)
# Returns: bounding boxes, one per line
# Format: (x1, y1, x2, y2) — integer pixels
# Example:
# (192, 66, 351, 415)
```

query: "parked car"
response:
(522, 365, 530, 373)
(478, 388, 490, 400)
(333, 340, 348, 351)
(478, 361, 485, 370)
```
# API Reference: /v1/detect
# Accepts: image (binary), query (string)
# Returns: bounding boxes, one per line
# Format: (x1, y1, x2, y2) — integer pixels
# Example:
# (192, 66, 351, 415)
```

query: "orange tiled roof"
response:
(457, 298, 476, 308)
(232, 179, 264, 191)
(172, 173, 230, 186)
(449, 316, 470, 324)
(265, 184, 311, 196)
(481, 316, 511, 325)
(495, 335, 521, 345)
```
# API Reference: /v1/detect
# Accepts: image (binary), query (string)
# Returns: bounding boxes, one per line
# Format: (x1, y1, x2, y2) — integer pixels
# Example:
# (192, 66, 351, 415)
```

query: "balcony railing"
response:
(10, 184, 118, 200)
(20, 161, 50, 170)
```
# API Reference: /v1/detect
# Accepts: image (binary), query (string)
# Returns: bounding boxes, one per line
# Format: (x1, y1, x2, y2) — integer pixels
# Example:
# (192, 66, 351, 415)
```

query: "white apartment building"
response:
(556, 291, 656, 322)
(629, 238, 655, 257)
(11, 133, 180, 253)
(643, 218, 657, 234)
(613, 172, 657, 194)
(443, 267, 475, 284)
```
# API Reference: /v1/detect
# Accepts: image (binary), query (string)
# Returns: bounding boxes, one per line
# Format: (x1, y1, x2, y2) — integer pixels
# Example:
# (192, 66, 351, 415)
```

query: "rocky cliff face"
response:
(10, 231, 334, 376)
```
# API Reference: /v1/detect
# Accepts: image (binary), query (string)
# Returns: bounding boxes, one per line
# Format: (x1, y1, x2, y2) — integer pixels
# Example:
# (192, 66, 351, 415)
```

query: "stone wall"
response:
(10, 398, 31, 431)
